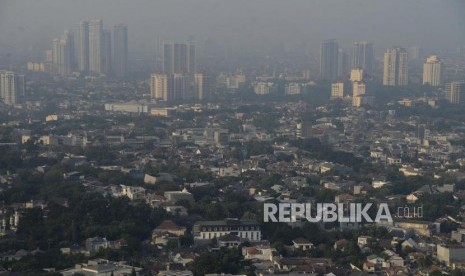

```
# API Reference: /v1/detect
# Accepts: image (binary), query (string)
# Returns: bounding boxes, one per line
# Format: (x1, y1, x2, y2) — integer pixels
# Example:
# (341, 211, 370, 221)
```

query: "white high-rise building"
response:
(0, 71, 25, 105)
(150, 73, 170, 101)
(383, 47, 408, 86)
(88, 19, 103, 74)
(194, 73, 211, 100)
(423, 55, 442, 86)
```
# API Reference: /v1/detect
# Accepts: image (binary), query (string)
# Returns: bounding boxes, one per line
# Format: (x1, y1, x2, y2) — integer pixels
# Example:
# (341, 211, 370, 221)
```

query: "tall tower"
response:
(320, 39, 339, 81)
(194, 73, 211, 101)
(52, 31, 73, 76)
(351, 41, 374, 76)
(0, 71, 25, 105)
(423, 55, 442, 86)
(163, 41, 195, 74)
(77, 21, 89, 72)
(445, 81, 465, 104)
(102, 30, 112, 76)
(150, 73, 170, 101)
(113, 24, 128, 78)
(88, 19, 103, 74)
(383, 47, 408, 86)
(338, 48, 349, 80)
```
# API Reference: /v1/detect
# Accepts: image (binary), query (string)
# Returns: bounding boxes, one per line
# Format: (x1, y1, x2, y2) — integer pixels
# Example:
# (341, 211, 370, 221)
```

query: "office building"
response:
(338, 48, 349, 79)
(383, 47, 408, 86)
(51, 30, 74, 76)
(194, 73, 211, 101)
(113, 24, 128, 78)
(320, 39, 339, 81)
(331, 82, 344, 99)
(0, 70, 25, 105)
(445, 81, 465, 104)
(172, 73, 187, 100)
(150, 73, 170, 101)
(88, 19, 103, 74)
(102, 30, 112, 75)
(77, 21, 89, 72)
(351, 41, 374, 75)
(163, 41, 195, 74)
(350, 68, 364, 82)
(423, 55, 442, 86)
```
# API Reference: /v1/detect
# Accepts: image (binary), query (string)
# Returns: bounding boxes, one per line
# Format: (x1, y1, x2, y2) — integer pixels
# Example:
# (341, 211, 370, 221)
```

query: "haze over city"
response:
(1, 0, 465, 57)
(2, 1, 465, 275)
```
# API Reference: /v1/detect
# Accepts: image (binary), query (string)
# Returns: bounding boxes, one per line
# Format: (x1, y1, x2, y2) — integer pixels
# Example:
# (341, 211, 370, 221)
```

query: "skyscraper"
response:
(194, 73, 211, 101)
(423, 55, 442, 86)
(383, 47, 408, 86)
(88, 19, 103, 74)
(102, 30, 112, 75)
(163, 41, 195, 74)
(351, 41, 374, 75)
(113, 24, 128, 78)
(0, 71, 25, 105)
(445, 81, 465, 104)
(52, 31, 73, 76)
(320, 39, 339, 81)
(77, 21, 89, 72)
(338, 49, 349, 80)
(150, 73, 170, 101)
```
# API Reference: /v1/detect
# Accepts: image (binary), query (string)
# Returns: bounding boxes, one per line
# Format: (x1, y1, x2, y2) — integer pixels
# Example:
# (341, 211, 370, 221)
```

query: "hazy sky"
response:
(0, 0, 464, 56)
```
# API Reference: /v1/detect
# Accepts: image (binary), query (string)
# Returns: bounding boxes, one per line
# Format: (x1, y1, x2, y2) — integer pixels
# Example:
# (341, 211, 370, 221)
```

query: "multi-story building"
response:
(338, 48, 349, 79)
(150, 73, 170, 101)
(113, 24, 128, 78)
(102, 30, 112, 76)
(320, 39, 339, 81)
(88, 19, 103, 74)
(423, 55, 442, 86)
(77, 21, 89, 72)
(351, 41, 374, 76)
(383, 47, 408, 86)
(445, 81, 465, 104)
(0, 70, 25, 105)
(163, 41, 195, 74)
(194, 73, 211, 101)
(193, 219, 261, 243)
(331, 82, 344, 99)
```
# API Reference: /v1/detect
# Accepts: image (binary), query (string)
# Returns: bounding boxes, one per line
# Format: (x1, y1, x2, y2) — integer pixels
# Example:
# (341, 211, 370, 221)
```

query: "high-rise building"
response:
(338, 48, 349, 80)
(331, 82, 344, 99)
(383, 47, 408, 86)
(350, 69, 364, 82)
(89, 19, 103, 74)
(102, 30, 112, 75)
(77, 21, 89, 72)
(150, 73, 170, 101)
(423, 55, 442, 86)
(163, 41, 195, 74)
(445, 81, 465, 104)
(172, 73, 187, 100)
(113, 24, 128, 78)
(194, 73, 211, 101)
(0, 71, 25, 105)
(52, 31, 73, 76)
(320, 39, 339, 81)
(351, 41, 374, 76)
